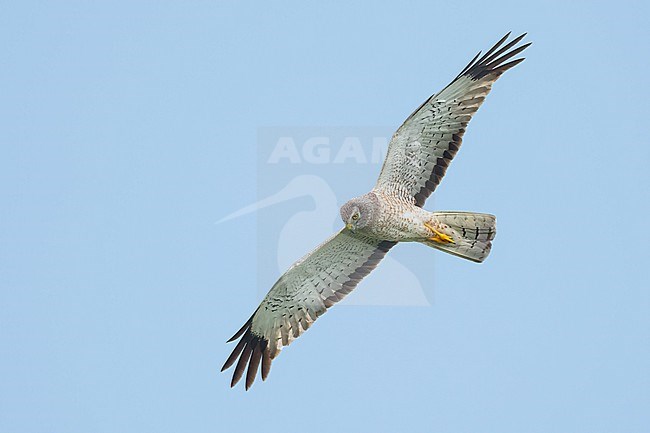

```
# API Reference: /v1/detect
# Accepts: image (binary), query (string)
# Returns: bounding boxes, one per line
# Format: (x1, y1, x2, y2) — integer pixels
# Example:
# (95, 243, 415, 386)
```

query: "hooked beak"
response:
(346, 223, 355, 232)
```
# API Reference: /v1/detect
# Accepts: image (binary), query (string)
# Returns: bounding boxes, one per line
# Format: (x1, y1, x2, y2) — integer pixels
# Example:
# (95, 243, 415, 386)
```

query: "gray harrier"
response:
(223, 33, 530, 389)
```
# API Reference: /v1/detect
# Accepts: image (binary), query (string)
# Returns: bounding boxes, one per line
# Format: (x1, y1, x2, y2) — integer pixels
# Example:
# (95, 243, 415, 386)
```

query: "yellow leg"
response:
(424, 222, 455, 244)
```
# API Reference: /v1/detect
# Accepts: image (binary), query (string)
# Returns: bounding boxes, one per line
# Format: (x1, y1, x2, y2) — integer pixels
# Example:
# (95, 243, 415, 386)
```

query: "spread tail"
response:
(423, 212, 496, 263)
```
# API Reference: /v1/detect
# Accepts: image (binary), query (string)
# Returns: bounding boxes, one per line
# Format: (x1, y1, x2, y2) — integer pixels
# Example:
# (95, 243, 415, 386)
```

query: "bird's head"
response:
(340, 193, 378, 233)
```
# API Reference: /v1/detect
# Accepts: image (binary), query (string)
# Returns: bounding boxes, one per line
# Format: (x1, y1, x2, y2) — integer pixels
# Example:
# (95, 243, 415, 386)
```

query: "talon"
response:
(430, 230, 455, 244)
(424, 222, 455, 244)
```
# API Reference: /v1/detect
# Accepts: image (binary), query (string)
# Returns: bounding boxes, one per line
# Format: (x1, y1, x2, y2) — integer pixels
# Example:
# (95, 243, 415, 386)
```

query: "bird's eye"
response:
(352, 213, 359, 221)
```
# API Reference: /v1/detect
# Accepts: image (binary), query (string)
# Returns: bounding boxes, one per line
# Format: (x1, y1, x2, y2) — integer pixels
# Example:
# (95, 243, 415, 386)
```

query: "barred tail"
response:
(423, 212, 496, 263)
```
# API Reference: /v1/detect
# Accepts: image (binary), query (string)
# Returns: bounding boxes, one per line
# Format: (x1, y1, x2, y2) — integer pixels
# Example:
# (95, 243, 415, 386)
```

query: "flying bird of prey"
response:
(222, 33, 530, 389)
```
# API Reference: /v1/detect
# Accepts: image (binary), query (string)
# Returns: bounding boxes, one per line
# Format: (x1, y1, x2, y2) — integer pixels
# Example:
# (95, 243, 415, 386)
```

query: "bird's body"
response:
(343, 190, 444, 241)
(222, 33, 530, 389)
(373, 197, 433, 241)
(342, 190, 496, 259)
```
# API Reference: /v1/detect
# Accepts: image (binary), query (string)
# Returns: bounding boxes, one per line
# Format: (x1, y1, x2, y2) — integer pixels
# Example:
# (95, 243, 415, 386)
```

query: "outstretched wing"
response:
(221, 230, 396, 389)
(375, 33, 531, 207)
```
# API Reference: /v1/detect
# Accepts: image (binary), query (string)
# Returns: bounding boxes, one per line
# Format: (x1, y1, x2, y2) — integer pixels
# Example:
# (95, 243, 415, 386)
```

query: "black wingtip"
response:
(459, 32, 531, 81)
(456, 50, 482, 79)
(245, 344, 263, 390)
(476, 32, 511, 64)
(226, 311, 256, 343)
(221, 335, 247, 372)
(222, 320, 272, 390)
(261, 359, 271, 380)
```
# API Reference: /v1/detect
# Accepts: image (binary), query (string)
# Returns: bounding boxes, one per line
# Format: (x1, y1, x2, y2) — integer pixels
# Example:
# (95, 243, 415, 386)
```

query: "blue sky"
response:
(1, 1, 649, 432)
